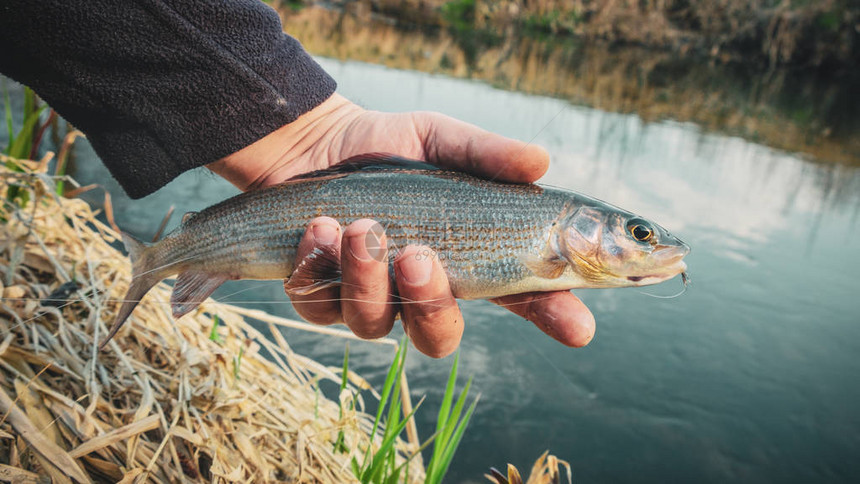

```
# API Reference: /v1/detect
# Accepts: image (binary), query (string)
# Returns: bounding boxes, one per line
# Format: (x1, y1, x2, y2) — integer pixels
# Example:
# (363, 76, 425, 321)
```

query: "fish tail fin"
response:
(100, 232, 162, 350)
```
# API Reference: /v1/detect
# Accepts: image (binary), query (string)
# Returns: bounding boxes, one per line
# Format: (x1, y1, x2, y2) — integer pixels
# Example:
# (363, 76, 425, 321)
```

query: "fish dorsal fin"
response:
(181, 211, 198, 224)
(288, 153, 439, 182)
(284, 245, 343, 295)
(170, 271, 231, 319)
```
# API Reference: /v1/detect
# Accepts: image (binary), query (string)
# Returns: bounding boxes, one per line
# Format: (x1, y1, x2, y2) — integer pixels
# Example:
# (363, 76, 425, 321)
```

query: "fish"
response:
(102, 153, 690, 348)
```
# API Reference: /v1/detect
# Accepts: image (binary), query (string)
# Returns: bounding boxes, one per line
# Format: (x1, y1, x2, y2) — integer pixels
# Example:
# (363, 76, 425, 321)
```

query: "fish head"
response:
(558, 205, 689, 287)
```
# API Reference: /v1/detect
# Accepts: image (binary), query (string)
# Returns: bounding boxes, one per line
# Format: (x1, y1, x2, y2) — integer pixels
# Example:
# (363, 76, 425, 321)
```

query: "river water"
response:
(5, 51, 860, 482)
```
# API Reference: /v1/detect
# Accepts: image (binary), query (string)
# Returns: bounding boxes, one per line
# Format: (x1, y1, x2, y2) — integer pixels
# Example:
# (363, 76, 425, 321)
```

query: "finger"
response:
(394, 245, 463, 358)
(491, 291, 595, 347)
(341, 219, 397, 339)
(286, 217, 344, 325)
(413, 112, 549, 183)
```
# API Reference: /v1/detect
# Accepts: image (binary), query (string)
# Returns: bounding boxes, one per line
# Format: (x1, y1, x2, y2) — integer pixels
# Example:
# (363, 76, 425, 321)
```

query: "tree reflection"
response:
(281, 5, 860, 166)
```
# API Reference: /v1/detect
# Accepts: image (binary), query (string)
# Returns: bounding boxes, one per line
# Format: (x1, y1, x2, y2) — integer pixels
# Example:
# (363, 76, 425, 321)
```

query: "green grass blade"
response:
(349, 339, 479, 484)
(388, 428, 440, 480)
(23, 86, 35, 117)
(207, 315, 224, 344)
(370, 379, 402, 483)
(435, 394, 480, 481)
(232, 345, 244, 382)
(9, 86, 37, 158)
(334, 343, 351, 454)
(438, 376, 473, 448)
(351, 456, 361, 477)
(427, 351, 460, 478)
(3, 81, 12, 154)
(384, 367, 404, 435)
(361, 343, 407, 482)
(362, 400, 422, 483)
(8, 105, 47, 159)
(436, 351, 459, 432)
(340, 343, 350, 391)
(382, 467, 401, 484)
(359, 339, 407, 476)
(370, 340, 405, 437)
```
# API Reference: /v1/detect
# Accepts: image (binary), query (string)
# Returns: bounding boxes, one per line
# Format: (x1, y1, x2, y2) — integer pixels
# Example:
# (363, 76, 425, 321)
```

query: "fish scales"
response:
(166, 171, 565, 292)
(101, 156, 689, 348)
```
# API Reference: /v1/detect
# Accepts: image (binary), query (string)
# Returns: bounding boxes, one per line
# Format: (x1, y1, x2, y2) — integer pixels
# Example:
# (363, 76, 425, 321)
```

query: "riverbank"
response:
(0, 155, 423, 482)
(284, 0, 859, 71)
(279, 5, 860, 166)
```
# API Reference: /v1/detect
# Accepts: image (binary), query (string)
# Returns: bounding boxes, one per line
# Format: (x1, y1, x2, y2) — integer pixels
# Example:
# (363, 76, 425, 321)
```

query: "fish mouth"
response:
(626, 260, 688, 285)
(652, 244, 690, 264)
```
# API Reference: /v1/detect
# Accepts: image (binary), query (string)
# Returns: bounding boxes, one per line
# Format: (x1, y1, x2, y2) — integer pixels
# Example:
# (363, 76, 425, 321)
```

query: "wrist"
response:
(207, 93, 364, 191)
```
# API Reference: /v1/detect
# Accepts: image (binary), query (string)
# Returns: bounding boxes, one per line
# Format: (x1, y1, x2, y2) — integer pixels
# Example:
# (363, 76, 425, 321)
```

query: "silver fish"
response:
(103, 154, 689, 347)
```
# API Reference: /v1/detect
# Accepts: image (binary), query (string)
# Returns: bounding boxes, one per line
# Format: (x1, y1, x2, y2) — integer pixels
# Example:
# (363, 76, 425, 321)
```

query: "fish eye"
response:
(627, 220, 654, 242)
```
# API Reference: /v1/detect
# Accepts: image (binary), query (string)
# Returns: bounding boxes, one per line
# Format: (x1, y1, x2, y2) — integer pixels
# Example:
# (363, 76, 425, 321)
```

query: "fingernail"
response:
(347, 234, 370, 261)
(312, 223, 339, 246)
(398, 254, 432, 286)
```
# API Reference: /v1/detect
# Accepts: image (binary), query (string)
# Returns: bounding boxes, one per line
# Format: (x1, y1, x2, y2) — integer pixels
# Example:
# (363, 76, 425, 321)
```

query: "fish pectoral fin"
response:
(170, 271, 231, 319)
(284, 245, 343, 296)
(520, 253, 567, 279)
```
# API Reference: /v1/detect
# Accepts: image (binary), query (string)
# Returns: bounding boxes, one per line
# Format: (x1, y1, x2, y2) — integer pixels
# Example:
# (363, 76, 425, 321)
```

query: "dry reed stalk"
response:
(484, 450, 572, 484)
(0, 154, 424, 483)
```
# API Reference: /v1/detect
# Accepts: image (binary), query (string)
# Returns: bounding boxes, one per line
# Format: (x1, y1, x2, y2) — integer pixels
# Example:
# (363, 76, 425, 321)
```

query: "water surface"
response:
(7, 54, 860, 482)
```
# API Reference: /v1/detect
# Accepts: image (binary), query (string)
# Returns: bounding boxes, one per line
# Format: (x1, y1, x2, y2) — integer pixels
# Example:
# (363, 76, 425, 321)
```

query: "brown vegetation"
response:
(302, 0, 860, 69)
(280, 5, 860, 165)
(0, 154, 423, 482)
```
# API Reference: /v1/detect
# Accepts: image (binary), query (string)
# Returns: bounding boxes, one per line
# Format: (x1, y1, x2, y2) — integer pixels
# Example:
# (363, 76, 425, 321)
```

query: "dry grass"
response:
(290, 0, 859, 69)
(0, 153, 423, 482)
(281, 5, 859, 166)
(484, 451, 572, 484)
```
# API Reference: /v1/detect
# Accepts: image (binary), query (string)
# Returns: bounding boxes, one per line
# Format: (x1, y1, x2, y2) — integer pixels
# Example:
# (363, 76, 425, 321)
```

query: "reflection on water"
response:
(24, 55, 860, 482)
(281, 6, 860, 166)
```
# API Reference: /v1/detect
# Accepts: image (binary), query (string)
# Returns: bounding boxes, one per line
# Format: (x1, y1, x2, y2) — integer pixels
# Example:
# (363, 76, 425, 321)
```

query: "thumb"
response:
(412, 112, 549, 183)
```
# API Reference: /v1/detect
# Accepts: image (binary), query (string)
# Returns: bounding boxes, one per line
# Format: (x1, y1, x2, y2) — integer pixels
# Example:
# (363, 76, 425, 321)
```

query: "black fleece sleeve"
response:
(0, 0, 336, 198)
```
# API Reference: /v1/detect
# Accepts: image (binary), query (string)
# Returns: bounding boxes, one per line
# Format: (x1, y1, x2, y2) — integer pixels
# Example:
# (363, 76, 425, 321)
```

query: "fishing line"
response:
(0, 283, 561, 314)
(0, 274, 563, 346)
(0, 295, 454, 307)
(206, 281, 274, 303)
(507, 307, 585, 398)
(486, 104, 568, 183)
(636, 272, 689, 299)
(131, 255, 198, 280)
(1, 297, 84, 335)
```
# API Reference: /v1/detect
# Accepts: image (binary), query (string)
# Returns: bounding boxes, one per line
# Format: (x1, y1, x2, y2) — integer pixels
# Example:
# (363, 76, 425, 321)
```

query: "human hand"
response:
(208, 94, 595, 357)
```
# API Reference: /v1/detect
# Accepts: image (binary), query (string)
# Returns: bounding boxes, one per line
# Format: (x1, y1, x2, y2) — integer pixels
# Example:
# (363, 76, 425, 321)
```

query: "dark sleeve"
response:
(0, 0, 336, 198)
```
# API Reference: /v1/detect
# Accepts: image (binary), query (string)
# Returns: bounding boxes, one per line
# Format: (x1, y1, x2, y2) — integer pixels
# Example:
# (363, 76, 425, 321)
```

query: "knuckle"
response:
(403, 305, 462, 359)
(345, 277, 389, 298)
(406, 298, 460, 326)
(343, 305, 395, 339)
